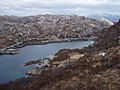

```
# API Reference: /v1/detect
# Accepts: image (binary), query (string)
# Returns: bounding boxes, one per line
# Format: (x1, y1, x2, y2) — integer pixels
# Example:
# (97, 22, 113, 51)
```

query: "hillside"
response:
(0, 19, 120, 90)
(93, 19, 120, 50)
(0, 15, 112, 48)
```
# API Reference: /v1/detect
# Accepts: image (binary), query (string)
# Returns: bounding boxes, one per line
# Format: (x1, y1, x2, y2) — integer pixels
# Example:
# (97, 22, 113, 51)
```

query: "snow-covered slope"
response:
(89, 14, 120, 22)
(98, 17, 114, 26)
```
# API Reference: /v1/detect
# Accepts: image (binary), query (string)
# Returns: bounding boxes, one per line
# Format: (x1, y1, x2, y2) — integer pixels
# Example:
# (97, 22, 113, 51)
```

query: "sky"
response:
(0, 0, 120, 16)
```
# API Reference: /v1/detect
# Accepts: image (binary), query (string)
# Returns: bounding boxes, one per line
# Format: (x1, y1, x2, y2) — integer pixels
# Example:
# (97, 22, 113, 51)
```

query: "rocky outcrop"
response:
(0, 49, 19, 55)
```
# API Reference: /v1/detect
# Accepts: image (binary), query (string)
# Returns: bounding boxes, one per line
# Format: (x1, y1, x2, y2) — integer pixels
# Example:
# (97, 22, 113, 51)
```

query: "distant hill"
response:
(89, 14, 120, 23)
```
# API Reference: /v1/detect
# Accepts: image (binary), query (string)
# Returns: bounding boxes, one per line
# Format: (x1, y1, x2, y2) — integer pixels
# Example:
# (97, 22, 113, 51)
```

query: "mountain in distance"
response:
(97, 17, 114, 25)
(88, 14, 120, 23)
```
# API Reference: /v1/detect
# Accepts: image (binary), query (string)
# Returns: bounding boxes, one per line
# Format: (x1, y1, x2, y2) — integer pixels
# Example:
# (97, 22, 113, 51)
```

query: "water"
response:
(0, 41, 94, 84)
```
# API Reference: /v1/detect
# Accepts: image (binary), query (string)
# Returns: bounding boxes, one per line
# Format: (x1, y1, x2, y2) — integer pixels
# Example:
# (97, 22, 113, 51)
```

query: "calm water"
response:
(0, 41, 94, 84)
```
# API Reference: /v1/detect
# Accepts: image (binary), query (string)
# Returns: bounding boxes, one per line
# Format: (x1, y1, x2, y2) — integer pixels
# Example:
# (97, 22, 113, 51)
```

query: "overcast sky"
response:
(0, 0, 120, 16)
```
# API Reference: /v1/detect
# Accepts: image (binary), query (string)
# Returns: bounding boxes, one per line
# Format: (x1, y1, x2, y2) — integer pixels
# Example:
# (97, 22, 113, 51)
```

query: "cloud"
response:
(0, 0, 120, 16)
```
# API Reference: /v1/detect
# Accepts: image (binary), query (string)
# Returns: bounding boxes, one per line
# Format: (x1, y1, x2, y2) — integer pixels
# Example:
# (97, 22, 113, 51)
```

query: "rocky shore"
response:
(25, 51, 85, 76)
(0, 37, 93, 55)
(0, 48, 19, 55)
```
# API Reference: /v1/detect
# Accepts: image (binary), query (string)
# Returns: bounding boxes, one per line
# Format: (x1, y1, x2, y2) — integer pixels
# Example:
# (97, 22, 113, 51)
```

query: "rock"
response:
(0, 48, 19, 55)
(23, 57, 51, 67)
(69, 53, 84, 60)
(98, 52, 106, 56)
(113, 64, 120, 69)
(26, 67, 49, 76)
(27, 68, 42, 76)
(23, 60, 41, 66)
(92, 62, 102, 68)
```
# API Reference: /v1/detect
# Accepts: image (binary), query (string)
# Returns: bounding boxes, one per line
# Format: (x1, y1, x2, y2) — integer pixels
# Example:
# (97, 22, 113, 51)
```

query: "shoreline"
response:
(0, 38, 95, 55)
(0, 38, 94, 84)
